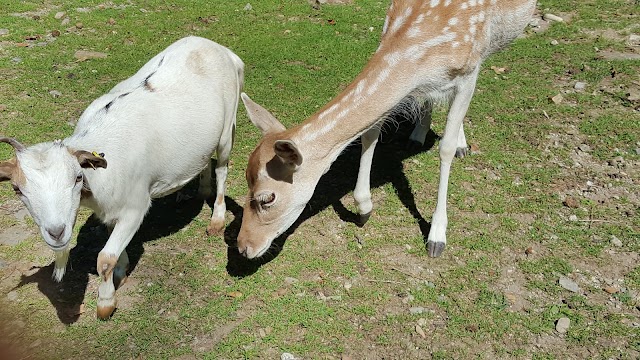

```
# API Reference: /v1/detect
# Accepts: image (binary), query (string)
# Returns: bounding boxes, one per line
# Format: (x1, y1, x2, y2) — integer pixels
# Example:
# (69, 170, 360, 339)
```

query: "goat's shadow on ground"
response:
(224, 118, 439, 277)
(13, 184, 205, 324)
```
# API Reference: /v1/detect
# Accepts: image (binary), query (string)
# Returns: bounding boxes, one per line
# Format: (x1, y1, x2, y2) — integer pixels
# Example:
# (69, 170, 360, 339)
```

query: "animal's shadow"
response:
(13, 183, 206, 324)
(224, 118, 439, 277)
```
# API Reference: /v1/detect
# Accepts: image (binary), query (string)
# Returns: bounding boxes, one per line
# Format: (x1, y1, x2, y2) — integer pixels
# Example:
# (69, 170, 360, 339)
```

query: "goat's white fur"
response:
(1, 36, 244, 317)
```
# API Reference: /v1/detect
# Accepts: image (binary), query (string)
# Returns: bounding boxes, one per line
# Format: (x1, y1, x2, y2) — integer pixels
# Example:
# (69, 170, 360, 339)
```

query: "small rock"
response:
(550, 39, 559, 46)
(258, 328, 266, 338)
(550, 93, 563, 104)
(568, 214, 578, 221)
(108, 18, 116, 25)
(610, 235, 623, 247)
(415, 324, 426, 338)
(628, 34, 640, 47)
(402, 294, 415, 304)
(603, 286, 618, 294)
(75, 22, 84, 29)
(465, 324, 479, 332)
(574, 82, 587, 90)
(559, 276, 581, 293)
(7, 291, 18, 301)
(543, 13, 564, 22)
(525, 247, 535, 255)
(409, 307, 425, 314)
(628, 89, 640, 102)
(11, 57, 22, 64)
(556, 317, 570, 333)
(54, 11, 66, 20)
(51, 29, 61, 37)
(284, 277, 298, 285)
(563, 196, 579, 208)
(61, 18, 70, 25)
(244, 3, 253, 11)
(0, 29, 8, 36)
(578, 143, 591, 152)
(49, 90, 62, 98)
(528, 18, 540, 27)
(417, 318, 427, 327)
(281, 352, 296, 360)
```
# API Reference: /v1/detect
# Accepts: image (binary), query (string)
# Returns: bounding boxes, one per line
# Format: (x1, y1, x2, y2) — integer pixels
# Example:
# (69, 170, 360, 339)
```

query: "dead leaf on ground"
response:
(74, 50, 108, 61)
(490, 65, 507, 74)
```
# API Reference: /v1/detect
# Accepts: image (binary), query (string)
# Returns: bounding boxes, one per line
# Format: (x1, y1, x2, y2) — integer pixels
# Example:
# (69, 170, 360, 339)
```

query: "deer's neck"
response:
(289, 56, 415, 164)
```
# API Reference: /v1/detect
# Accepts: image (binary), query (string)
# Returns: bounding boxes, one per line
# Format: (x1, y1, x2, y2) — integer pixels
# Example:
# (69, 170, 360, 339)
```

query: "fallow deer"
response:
(238, 0, 537, 258)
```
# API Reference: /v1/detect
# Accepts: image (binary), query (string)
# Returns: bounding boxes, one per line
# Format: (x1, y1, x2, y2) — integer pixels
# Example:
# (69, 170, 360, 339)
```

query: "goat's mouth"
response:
(45, 240, 70, 251)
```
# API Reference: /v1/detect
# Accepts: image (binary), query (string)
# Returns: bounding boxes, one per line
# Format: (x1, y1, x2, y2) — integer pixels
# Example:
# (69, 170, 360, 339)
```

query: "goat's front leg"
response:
(427, 66, 479, 257)
(96, 208, 146, 320)
(353, 126, 381, 226)
(206, 133, 233, 235)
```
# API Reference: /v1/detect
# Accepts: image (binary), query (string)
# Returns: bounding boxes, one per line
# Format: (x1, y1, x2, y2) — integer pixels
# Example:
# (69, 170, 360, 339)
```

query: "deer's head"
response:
(237, 94, 325, 258)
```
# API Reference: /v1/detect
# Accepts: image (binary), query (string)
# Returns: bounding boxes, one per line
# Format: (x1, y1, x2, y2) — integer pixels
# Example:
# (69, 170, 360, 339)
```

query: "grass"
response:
(0, 0, 639, 359)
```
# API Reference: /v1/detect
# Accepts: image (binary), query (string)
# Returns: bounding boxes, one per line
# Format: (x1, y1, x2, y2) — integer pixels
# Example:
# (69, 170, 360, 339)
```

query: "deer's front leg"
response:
(96, 209, 146, 320)
(427, 67, 479, 257)
(353, 126, 381, 226)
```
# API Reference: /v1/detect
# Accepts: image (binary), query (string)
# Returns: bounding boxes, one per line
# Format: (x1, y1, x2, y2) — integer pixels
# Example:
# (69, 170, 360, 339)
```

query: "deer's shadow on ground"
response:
(13, 185, 206, 324)
(224, 119, 439, 277)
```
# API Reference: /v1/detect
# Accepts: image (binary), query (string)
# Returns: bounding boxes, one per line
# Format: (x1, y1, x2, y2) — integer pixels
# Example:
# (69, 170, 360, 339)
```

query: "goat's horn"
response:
(0, 137, 26, 152)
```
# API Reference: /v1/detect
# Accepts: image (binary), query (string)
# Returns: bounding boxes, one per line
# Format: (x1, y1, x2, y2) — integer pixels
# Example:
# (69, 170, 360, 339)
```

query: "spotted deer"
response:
(238, 0, 537, 258)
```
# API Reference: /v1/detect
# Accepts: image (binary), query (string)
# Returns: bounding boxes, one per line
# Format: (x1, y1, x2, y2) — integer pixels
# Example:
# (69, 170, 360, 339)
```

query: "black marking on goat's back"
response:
(142, 71, 156, 92)
(103, 92, 130, 112)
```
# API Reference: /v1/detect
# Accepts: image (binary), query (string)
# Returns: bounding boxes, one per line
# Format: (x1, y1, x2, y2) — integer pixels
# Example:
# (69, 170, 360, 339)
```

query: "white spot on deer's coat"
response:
(448, 17, 458, 26)
(302, 119, 337, 142)
(355, 79, 366, 96)
(444, 0, 452, 6)
(415, 14, 425, 24)
(366, 68, 391, 96)
(452, 41, 460, 48)
(430, 0, 440, 7)
(384, 51, 402, 66)
(469, 0, 477, 6)
(406, 32, 457, 61)
(408, 27, 422, 38)
(461, 3, 468, 10)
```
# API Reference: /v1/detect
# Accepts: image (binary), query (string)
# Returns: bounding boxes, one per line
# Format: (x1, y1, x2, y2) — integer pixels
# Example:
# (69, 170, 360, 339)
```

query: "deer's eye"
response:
(255, 192, 276, 208)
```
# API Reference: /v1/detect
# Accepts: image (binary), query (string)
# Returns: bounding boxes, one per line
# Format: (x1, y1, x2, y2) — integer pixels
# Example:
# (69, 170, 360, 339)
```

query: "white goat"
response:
(0, 36, 244, 319)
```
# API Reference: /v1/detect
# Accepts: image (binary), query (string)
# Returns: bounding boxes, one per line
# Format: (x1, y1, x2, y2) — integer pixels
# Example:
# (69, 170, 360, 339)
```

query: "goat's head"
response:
(237, 94, 321, 259)
(0, 137, 107, 253)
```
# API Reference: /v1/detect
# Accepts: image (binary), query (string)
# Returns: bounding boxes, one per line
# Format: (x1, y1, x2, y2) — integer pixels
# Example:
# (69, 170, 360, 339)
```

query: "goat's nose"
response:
(47, 225, 65, 241)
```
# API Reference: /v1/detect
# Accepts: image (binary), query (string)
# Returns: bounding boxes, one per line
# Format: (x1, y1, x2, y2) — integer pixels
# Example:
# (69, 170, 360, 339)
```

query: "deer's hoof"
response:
(357, 212, 372, 227)
(427, 241, 445, 258)
(455, 147, 468, 158)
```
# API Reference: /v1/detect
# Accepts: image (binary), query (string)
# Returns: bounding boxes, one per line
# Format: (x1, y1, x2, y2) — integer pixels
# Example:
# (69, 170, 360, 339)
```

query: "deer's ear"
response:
(274, 139, 303, 170)
(241, 93, 286, 136)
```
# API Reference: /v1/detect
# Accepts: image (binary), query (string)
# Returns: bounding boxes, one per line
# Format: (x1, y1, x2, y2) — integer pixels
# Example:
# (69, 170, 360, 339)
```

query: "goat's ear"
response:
(73, 150, 107, 170)
(274, 139, 303, 170)
(0, 160, 16, 182)
(241, 93, 286, 136)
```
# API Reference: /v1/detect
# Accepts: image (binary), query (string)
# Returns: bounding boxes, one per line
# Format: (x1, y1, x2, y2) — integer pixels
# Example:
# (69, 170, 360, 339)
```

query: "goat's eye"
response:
(12, 185, 22, 196)
(75, 173, 84, 183)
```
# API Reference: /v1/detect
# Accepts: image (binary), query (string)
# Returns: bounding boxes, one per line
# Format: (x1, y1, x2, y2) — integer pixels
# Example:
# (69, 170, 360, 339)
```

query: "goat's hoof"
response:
(206, 220, 225, 236)
(357, 212, 372, 227)
(96, 304, 116, 320)
(427, 241, 445, 257)
(405, 140, 424, 152)
(455, 147, 468, 158)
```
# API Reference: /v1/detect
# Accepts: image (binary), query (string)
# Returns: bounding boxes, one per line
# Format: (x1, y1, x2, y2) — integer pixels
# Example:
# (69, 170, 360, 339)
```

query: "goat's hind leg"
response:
(206, 132, 233, 236)
(198, 161, 213, 200)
